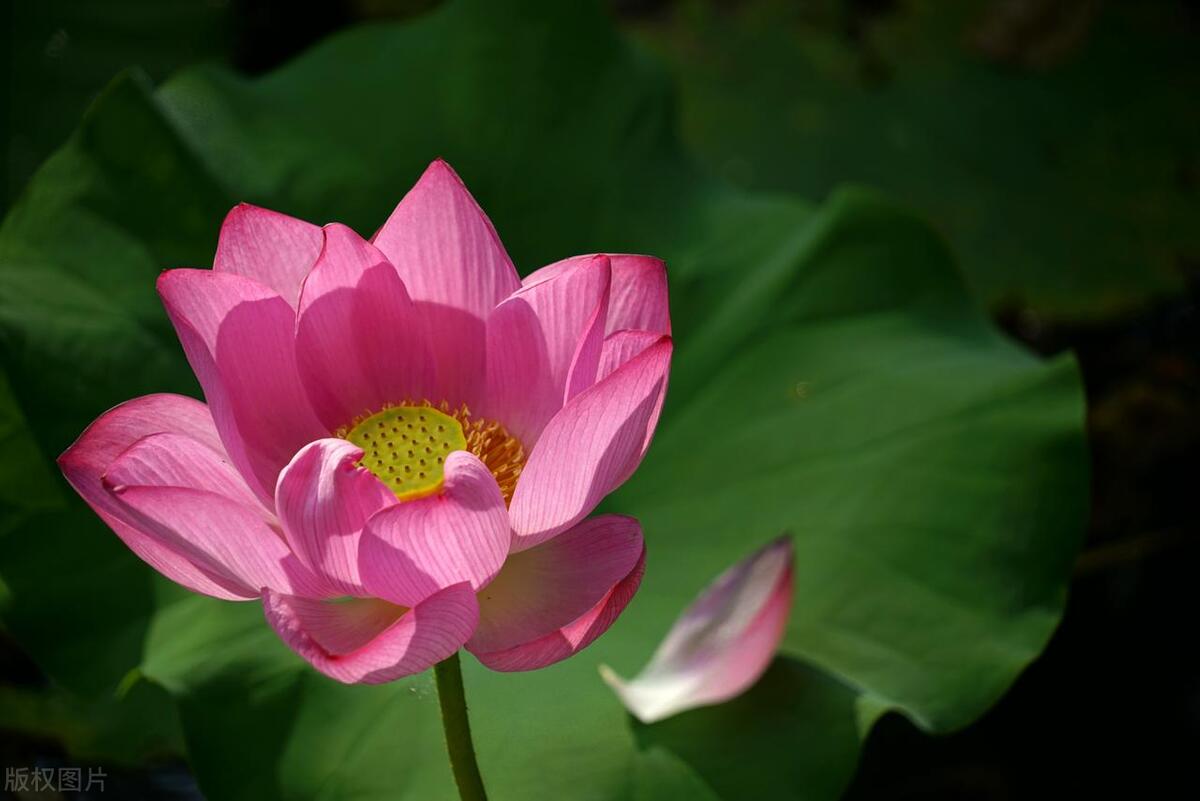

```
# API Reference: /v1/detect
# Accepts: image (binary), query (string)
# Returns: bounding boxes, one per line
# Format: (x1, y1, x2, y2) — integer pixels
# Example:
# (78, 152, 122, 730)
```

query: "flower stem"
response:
(434, 652, 489, 801)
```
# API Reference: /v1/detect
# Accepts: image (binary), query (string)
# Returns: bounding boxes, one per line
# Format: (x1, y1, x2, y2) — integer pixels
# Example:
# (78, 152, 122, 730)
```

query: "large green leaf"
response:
(628, 0, 1200, 320)
(0, 0, 1086, 798)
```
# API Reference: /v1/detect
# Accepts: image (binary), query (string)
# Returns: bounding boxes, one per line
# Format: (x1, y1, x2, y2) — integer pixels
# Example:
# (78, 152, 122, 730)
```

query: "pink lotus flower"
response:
(59, 160, 671, 684)
(600, 537, 792, 722)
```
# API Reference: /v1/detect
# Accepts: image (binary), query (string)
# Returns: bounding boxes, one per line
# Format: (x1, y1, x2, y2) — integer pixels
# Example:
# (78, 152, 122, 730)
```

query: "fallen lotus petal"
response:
(59, 159, 670, 683)
(600, 536, 794, 723)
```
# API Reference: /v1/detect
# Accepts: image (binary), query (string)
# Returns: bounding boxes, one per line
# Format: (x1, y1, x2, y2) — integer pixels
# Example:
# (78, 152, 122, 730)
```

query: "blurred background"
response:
(2, 0, 1197, 798)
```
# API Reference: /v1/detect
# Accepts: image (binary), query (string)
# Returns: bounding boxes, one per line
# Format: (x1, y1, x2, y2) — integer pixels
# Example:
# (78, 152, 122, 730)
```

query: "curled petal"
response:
(372, 159, 520, 405)
(470, 549, 645, 672)
(522, 253, 669, 337)
(58, 394, 251, 600)
(597, 329, 662, 383)
(262, 584, 479, 684)
(484, 254, 611, 444)
(468, 515, 643, 653)
(607, 255, 670, 336)
(509, 337, 672, 550)
(600, 537, 794, 723)
(104, 484, 327, 599)
(213, 203, 323, 308)
(295, 224, 436, 430)
(275, 439, 396, 595)
(104, 432, 266, 513)
(157, 269, 326, 502)
(358, 452, 510, 607)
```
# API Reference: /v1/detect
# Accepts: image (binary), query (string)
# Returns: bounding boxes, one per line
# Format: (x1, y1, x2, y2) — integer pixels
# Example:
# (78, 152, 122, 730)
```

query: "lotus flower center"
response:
(339, 402, 525, 504)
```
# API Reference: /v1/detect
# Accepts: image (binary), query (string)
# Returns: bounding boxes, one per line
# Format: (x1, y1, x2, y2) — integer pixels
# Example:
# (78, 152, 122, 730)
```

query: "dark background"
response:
(2, 1, 1198, 798)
